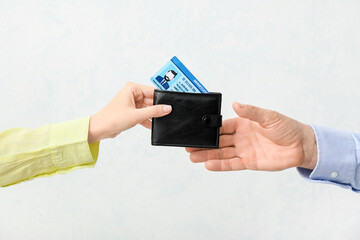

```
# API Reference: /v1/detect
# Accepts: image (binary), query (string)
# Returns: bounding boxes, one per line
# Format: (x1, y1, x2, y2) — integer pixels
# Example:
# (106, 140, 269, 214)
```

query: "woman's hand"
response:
(186, 103, 317, 171)
(88, 82, 172, 143)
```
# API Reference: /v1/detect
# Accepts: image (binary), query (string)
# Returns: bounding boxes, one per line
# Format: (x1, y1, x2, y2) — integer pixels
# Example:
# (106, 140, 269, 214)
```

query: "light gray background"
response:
(0, 0, 359, 239)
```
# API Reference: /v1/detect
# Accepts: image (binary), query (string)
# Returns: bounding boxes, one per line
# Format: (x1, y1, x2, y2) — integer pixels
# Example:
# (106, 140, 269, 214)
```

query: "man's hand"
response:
(88, 82, 172, 143)
(186, 103, 317, 171)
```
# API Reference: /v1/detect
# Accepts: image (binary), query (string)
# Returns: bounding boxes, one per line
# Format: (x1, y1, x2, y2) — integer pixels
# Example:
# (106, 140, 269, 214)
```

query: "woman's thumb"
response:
(136, 104, 172, 121)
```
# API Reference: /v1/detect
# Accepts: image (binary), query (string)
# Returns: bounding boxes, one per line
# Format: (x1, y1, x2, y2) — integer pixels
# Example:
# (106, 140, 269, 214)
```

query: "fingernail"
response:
(163, 105, 172, 113)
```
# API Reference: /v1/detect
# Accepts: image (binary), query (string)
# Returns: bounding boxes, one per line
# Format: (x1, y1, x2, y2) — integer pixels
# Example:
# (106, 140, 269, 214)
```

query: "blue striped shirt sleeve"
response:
(297, 125, 360, 192)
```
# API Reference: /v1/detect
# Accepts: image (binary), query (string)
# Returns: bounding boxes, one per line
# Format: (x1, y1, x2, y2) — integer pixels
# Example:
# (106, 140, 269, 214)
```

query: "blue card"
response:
(150, 56, 209, 93)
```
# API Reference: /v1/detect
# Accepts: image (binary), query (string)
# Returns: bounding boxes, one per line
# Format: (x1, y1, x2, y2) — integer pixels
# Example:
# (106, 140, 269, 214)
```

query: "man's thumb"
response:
(136, 104, 172, 121)
(233, 102, 278, 127)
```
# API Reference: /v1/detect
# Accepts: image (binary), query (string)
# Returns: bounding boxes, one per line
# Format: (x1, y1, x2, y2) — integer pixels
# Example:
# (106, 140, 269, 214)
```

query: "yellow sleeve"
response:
(0, 117, 100, 187)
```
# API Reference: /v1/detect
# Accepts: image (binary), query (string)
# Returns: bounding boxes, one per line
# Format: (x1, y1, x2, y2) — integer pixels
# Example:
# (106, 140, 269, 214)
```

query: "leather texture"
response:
(151, 90, 222, 148)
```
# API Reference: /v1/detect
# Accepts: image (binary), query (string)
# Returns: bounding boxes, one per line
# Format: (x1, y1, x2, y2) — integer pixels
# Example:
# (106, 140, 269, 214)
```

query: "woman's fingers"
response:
(126, 82, 156, 99)
(143, 98, 154, 106)
(138, 84, 157, 99)
(140, 119, 152, 129)
(205, 157, 246, 171)
(135, 104, 172, 122)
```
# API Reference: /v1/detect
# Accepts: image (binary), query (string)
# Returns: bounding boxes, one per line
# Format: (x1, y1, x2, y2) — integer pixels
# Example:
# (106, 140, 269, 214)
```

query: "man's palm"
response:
(186, 103, 311, 171)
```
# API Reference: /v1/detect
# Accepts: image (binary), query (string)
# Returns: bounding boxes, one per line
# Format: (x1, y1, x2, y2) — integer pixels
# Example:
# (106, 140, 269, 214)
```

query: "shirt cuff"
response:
(297, 125, 358, 191)
(49, 116, 100, 173)
(18, 116, 101, 184)
(0, 117, 100, 187)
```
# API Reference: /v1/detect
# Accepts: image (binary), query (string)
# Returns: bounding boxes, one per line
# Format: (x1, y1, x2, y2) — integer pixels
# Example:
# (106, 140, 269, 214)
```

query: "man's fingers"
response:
(135, 104, 172, 122)
(185, 147, 200, 153)
(220, 118, 238, 135)
(186, 135, 234, 153)
(219, 134, 235, 148)
(186, 147, 216, 153)
(189, 147, 237, 163)
(233, 102, 279, 127)
(205, 158, 246, 171)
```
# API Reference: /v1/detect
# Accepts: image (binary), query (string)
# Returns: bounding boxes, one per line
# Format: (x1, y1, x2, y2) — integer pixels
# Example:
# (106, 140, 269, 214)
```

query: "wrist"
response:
(88, 112, 118, 143)
(300, 124, 318, 170)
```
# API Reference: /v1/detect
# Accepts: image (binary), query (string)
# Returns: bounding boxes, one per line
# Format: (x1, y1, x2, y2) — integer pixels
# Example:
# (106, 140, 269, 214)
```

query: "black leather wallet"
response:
(151, 90, 222, 148)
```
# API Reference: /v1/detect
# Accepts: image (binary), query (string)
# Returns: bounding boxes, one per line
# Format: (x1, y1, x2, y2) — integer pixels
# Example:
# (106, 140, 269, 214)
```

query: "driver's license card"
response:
(150, 56, 209, 93)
